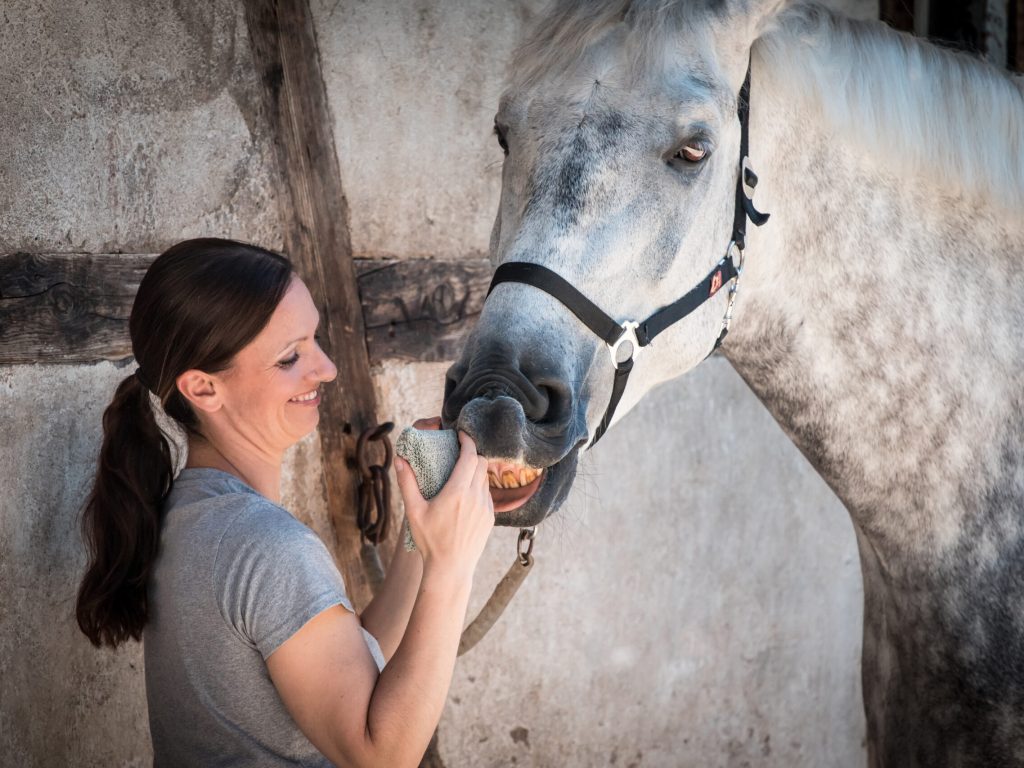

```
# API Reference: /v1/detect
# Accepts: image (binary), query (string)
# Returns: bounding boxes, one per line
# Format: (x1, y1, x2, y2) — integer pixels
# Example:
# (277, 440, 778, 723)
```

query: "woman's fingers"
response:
(412, 416, 442, 431)
(444, 431, 482, 490)
(394, 456, 427, 517)
(473, 458, 495, 520)
(471, 454, 489, 494)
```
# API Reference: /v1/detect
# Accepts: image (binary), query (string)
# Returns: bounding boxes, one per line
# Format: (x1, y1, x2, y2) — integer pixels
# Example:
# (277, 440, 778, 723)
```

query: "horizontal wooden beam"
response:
(0, 251, 488, 366)
(356, 258, 491, 364)
(0, 252, 154, 365)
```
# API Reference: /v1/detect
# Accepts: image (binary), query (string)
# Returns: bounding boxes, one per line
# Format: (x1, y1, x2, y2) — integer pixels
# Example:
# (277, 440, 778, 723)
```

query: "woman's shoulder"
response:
(165, 467, 316, 551)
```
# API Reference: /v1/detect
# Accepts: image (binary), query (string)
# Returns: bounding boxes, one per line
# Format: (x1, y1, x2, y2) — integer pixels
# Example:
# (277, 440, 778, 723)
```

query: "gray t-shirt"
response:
(144, 467, 384, 767)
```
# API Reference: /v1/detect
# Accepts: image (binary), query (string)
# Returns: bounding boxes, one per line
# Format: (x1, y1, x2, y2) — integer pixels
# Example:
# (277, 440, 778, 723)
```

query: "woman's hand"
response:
(394, 430, 493, 578)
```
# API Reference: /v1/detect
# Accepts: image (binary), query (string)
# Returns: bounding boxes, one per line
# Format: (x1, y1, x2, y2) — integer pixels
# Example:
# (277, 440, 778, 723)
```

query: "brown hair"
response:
(76, 238, 293, 647)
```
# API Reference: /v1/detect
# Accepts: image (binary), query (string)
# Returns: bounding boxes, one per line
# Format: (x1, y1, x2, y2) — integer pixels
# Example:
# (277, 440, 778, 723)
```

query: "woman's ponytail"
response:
(76, 370, 174, 647)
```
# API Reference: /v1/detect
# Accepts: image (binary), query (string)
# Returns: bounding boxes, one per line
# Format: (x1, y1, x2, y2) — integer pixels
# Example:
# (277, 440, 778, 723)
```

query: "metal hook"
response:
(517, 526, 537, 566)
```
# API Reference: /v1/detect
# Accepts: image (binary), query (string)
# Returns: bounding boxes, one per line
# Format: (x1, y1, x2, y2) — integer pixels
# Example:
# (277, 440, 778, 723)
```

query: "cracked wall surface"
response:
(3, 0, 874, 766)
(0, 0, 282, 253)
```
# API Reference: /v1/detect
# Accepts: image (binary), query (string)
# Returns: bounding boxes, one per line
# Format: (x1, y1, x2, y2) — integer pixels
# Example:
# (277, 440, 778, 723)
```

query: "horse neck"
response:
(722, 57, 1024, 567)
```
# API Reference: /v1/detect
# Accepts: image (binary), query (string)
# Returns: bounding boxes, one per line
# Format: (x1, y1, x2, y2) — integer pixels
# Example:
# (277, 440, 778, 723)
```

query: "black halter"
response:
(486, 62, 770, 448)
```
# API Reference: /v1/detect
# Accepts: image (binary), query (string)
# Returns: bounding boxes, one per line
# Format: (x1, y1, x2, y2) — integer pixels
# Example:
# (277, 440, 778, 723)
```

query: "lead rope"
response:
(458, 527, 536, 656)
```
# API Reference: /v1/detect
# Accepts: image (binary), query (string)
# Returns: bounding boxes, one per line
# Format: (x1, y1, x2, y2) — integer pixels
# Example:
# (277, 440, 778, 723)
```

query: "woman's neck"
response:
(185, 435, 284, 503)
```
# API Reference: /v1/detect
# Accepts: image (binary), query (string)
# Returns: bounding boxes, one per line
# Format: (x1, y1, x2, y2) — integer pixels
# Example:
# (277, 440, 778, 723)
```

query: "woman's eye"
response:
(673, 143, 708, 164)
(278, 353, 299, 369)
(494, 124, 509, 155)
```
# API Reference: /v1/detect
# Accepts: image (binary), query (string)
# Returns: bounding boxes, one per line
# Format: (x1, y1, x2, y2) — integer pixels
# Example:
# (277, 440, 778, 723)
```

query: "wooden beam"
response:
(357, 258, 491, 363)
(1011, 0, 1024, 71)
(0, 253, 487, 366)
(880, 0, 915, 33)
(243, 0, 384, 611)
(0, 252, 153, 365)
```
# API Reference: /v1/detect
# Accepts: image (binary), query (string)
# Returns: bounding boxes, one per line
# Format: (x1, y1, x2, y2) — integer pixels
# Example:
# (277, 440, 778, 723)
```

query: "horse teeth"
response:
(486, 465, 544, 489)
(520, 468, 539, 485)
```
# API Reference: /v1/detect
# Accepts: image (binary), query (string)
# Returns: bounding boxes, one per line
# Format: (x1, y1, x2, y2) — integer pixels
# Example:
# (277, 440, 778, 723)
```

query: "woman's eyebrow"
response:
(274, 336, 308, 356)
(274, 316, 322, 356)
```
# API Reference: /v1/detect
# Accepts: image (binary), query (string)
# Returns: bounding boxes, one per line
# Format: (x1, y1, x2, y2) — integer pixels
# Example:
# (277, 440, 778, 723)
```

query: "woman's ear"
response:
(176, 369, 223, 414)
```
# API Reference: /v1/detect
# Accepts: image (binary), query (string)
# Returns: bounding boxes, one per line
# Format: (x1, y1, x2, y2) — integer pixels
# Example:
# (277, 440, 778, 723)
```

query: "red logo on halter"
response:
(709, 270, 723, 296)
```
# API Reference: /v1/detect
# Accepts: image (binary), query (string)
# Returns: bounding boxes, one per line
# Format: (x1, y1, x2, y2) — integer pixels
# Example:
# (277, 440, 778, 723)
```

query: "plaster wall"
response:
(0, 0, 283, 254)
(2, 0, 875, 766)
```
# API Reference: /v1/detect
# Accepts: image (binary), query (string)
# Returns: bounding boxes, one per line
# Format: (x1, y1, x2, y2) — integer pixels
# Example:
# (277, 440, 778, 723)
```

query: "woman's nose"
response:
(315, 346, 338, 383)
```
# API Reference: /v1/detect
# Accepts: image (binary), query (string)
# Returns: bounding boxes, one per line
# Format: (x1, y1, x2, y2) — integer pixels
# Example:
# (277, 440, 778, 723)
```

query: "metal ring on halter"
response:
(517, 527, 537, 566)
(608, 320, 641, 370)
(721, 247, 744, 334)
(726, 240, 745, 274)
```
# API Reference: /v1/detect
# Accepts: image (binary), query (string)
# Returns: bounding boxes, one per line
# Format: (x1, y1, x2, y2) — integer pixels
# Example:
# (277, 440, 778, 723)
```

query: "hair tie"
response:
(134, 368, 155, 393)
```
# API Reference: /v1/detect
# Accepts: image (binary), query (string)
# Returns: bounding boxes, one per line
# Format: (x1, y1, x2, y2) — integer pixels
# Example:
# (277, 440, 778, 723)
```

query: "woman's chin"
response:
(283, 410, 321, 446)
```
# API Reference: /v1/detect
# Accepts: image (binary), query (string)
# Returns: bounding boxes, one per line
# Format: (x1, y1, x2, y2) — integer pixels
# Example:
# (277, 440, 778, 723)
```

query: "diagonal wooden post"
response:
(1012, 0, 1024, 71)
(243, 0, 379, 611)
(879, 0, 914, 33)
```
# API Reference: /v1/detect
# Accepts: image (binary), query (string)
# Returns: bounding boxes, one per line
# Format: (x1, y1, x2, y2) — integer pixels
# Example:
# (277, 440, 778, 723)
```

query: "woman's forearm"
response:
(360, 531, 424, 659)
(358, 565, 472, 767)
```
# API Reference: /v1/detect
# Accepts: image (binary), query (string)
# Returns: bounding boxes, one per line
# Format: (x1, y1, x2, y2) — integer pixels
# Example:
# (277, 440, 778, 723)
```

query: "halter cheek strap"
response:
(485, 60, 769, 448)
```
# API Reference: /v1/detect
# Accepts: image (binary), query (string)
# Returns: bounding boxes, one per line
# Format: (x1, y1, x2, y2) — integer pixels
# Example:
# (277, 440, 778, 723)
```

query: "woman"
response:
(75, 238, 494, 766)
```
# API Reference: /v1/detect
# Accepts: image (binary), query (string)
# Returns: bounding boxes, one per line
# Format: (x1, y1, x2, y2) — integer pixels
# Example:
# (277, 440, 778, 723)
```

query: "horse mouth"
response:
(487, 461, 545, 513)
(484, 448, 580, 527)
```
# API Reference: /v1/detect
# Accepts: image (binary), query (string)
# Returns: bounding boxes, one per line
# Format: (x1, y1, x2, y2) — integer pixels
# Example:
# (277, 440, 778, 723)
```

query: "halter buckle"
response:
(726, 240, 745, 273)
(608, 320, 641, 369)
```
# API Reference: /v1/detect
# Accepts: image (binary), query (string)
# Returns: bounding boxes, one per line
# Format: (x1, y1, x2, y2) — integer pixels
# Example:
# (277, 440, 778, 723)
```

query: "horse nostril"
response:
(520, 384, 550, 423)
(442, 346, 574, 433)
(532, 378, 571, 426)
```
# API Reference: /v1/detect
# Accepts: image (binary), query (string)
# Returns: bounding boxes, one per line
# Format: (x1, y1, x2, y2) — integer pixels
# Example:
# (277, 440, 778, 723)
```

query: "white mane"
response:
(510, 0, 1024, 212)
(759, 4, 1024, 213)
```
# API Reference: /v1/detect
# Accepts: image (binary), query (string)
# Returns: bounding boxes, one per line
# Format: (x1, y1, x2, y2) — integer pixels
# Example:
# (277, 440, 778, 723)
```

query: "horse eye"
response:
(674, 143, 707, 163)
(494, 123, 509, 156)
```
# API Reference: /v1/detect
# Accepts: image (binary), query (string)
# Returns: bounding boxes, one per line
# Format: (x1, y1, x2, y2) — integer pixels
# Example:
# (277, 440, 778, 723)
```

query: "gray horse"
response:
(441, 0, 1024, 765)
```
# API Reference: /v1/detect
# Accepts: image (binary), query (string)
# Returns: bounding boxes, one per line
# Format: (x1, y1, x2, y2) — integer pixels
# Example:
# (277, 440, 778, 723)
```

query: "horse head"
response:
(443, 0, 787, 526)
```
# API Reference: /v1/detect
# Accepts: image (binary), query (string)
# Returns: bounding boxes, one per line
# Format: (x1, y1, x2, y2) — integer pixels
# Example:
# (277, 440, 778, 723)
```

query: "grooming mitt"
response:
(394, 426, 461, 550)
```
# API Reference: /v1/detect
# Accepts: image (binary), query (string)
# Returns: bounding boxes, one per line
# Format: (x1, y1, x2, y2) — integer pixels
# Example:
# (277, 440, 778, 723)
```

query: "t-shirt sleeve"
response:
(213, 498, 355, 659)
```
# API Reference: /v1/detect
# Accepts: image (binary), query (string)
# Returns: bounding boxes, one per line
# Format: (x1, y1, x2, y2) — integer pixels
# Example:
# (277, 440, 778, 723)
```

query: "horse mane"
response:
(508, 0, 720, 93)
(510, 0, 1024, 211)
(760, 4, 1024, 212)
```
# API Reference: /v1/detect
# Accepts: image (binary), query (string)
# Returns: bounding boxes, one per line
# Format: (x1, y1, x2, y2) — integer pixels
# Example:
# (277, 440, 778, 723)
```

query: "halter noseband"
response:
(485, 62, 769, 449)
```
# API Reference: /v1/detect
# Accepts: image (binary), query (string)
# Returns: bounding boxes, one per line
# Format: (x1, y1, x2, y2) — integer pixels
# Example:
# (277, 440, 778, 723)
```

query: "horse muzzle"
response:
(442, 341, 587, 526)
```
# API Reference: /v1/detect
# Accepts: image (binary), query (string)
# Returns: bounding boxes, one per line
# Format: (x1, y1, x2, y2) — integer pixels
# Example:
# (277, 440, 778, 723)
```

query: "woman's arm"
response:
(267, 431, 493, 768)
(359, 536, 423, 660)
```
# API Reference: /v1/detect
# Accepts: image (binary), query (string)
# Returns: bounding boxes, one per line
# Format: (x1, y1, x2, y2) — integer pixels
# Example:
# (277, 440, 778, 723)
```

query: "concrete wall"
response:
(2, 1, 875, 766)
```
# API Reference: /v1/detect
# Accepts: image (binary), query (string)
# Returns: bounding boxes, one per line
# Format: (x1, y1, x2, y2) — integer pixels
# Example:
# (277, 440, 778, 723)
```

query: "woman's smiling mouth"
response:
(288, 389, 321, 405)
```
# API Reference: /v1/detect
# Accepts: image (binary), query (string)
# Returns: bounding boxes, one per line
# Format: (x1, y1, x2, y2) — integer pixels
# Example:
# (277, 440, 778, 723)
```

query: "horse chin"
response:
(493, 446, 580, 528)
